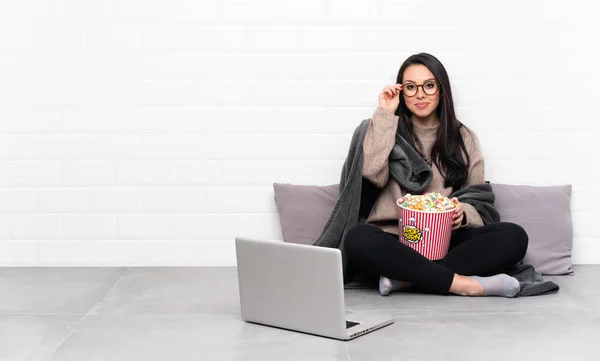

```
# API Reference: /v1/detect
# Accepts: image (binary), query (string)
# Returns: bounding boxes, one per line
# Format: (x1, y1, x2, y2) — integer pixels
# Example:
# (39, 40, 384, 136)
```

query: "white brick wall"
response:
(0, 0, 599, 266)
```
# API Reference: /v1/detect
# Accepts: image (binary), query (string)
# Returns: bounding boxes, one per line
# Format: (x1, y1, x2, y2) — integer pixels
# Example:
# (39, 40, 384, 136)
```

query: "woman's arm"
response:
(362, 106, 399, 188)
(461, 128, 485, 227)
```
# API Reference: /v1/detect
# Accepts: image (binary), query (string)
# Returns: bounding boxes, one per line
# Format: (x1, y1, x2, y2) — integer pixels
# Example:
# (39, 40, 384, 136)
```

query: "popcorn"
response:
(399, 192, 456, 212)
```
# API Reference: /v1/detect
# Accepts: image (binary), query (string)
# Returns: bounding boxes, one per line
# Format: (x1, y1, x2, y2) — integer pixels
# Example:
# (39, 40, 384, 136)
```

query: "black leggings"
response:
(344, 222, 528, 294)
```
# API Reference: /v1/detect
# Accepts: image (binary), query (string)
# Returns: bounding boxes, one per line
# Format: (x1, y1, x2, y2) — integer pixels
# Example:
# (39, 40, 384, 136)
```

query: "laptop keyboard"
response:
(346, 320, 360, 329)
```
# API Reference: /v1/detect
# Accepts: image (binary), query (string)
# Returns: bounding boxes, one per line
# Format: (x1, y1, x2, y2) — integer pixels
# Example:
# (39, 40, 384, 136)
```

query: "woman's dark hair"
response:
(395, 52, 470, 191)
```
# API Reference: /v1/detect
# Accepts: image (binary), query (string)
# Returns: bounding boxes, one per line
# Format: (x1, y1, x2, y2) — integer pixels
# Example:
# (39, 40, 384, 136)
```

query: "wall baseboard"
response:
(0, 238, 598, 266)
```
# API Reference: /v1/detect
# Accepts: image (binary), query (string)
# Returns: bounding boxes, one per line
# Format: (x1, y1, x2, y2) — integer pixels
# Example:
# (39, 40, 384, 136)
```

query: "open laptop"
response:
(235, 237, 394, 340)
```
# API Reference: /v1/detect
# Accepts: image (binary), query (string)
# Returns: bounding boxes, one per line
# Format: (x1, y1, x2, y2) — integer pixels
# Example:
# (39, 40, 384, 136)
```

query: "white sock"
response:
(379, 276, 407, 296)
(469, 274, 520, 298)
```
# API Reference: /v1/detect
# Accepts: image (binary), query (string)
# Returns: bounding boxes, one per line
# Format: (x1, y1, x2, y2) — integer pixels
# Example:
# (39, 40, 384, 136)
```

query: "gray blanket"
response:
(313, 119, 558, 296)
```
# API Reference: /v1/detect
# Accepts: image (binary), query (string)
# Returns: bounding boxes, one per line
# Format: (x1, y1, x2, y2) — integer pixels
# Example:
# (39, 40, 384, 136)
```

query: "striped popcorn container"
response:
(396, 198, 455, 260)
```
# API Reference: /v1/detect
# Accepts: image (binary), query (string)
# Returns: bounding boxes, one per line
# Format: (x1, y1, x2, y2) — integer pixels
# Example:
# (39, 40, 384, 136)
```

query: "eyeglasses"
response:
(402, 80, 439, 97)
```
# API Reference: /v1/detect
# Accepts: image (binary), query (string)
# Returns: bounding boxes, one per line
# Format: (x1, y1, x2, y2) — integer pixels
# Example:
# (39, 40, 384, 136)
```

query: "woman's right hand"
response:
(378, 84, 402, 114)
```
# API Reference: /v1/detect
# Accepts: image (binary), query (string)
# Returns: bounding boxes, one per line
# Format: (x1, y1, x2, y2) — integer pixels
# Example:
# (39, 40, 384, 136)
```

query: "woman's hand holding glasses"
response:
(378, 84, 403, 115)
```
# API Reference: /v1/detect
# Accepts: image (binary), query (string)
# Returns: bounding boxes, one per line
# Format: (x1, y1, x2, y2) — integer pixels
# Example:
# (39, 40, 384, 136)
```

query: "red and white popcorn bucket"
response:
(396, 198, 455, 260)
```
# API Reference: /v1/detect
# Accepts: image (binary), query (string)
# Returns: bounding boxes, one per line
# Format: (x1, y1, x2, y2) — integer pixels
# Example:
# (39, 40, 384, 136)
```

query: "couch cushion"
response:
(273, 183, 339, 245)
(491, 183, 573, 275)
(272, 182, 574, 275)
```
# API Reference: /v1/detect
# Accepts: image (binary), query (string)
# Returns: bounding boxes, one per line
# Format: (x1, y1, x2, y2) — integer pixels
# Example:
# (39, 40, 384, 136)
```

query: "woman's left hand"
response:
(451, 197, 464, 230)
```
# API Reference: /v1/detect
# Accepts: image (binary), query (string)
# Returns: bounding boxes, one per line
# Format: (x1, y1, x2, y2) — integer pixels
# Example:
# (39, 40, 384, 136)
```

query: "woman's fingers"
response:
(452, 209, 463, 225)
(452, 199, 463, 219)
(384, 85, 400, 95)
(381, 88, 393, 98)
(452, 214, 462, 230)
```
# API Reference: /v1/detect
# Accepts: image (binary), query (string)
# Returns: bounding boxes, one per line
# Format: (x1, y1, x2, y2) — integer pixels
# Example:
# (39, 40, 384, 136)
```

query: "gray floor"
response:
(0, 266, 598, 361)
